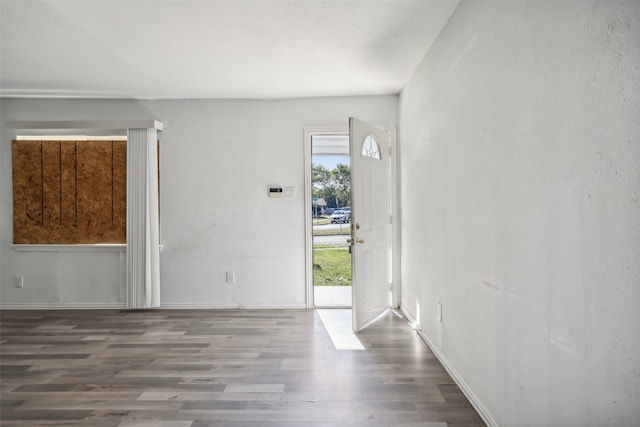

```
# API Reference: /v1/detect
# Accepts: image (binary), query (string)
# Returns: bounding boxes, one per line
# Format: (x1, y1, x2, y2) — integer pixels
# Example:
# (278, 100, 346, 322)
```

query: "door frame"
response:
(304, 126, 400, 310)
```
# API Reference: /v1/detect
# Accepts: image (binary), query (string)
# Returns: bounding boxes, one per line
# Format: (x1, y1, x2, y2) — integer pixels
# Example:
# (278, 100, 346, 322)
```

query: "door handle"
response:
(348, 238, 365, 245)
(356, 238, 364, 244)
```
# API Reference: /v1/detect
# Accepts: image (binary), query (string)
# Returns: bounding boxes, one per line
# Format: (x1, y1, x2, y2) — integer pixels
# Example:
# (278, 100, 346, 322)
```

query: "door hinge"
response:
(389, 215, 393, 225)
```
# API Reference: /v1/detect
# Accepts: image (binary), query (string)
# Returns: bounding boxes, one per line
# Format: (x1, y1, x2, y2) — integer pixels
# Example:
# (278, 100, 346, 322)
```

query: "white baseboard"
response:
(160, 303, 307, 310)
(0, 303, 307, 310)
(401, 304, 499, 427)
(0, 303, 126, 310)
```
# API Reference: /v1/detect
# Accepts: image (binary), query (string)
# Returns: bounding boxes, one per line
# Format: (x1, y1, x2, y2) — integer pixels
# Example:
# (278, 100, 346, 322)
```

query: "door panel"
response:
(350, 117, 391, 332)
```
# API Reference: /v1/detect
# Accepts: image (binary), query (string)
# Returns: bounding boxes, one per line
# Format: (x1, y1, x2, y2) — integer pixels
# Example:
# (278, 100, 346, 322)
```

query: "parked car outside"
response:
(342, 207, 351, 222)
(325, 208, 336, 215)
(330, 209, 349, 224)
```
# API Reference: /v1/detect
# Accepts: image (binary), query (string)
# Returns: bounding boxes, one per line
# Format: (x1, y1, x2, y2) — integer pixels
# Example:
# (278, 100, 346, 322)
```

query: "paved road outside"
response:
(313, 223, 350, 247)
(312, 223, 351, 232)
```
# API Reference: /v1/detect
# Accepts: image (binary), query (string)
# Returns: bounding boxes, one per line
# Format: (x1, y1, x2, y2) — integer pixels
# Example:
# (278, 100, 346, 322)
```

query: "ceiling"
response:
(0, 0, 459, 99)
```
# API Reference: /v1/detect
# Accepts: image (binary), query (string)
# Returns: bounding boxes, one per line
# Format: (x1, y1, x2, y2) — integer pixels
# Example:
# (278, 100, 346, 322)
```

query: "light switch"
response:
(284, 187, 295, 199)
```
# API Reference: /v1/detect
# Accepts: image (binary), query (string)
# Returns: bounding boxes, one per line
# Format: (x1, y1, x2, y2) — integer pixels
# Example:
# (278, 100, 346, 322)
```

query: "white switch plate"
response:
(437, 303, 442, 322)
(15, 276, 23, 288)
(284, 187, 295, 199)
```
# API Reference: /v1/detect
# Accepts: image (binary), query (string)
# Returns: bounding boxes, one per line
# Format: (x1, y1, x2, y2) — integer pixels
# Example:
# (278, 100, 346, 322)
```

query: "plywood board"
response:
(13, 141, 44, 242)
(12, 140, 127, 244)
(60, 141, 78, 228)
(113, 141, 127, 234)
(42, 141, 62, 226)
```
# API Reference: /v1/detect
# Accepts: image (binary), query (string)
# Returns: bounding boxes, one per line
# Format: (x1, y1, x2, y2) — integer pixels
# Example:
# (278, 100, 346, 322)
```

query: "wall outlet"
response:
(15, 276, 24, 288)
(437, 303, 442, 322)
(225, 272, 236, 284)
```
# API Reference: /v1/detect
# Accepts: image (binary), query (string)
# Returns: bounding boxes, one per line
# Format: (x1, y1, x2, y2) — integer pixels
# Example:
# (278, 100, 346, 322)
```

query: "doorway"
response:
(304, 122, 399, 331)
(310, 133, 352, 307)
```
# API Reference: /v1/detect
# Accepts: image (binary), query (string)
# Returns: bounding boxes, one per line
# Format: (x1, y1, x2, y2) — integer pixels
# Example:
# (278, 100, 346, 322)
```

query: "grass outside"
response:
(313, 247, 351, 286)
(313, 228, 350, 236)
(312, 217, 331, 226)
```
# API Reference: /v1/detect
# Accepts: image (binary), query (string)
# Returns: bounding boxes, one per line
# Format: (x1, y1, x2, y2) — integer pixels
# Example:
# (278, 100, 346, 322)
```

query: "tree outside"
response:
(312, 163, 350, 209)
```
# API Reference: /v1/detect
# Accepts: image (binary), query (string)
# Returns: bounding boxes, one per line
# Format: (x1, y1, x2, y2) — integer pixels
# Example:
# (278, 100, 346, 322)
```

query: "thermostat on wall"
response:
(269, 187, 283, 198)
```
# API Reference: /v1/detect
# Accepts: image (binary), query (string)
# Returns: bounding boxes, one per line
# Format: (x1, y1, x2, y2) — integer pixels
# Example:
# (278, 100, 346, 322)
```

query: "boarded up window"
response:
(12, 140, 127, 244)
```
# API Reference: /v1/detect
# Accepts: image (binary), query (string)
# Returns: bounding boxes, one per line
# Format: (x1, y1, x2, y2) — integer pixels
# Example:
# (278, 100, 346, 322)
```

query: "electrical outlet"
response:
(437, 303, 442, 322)
(15, 276, 24, 288)
(226, 272, 236, 284)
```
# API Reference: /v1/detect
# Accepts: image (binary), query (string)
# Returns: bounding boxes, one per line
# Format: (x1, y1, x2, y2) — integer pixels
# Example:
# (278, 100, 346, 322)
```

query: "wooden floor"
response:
(0, 309, 484, 427)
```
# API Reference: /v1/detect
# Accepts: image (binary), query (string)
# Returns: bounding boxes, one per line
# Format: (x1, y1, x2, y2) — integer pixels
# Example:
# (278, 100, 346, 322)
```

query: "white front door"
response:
(349, 117, 391, 332)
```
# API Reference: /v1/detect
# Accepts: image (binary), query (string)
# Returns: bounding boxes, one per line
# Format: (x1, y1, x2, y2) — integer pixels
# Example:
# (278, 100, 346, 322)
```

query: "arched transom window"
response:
(361, 135, 382, 160)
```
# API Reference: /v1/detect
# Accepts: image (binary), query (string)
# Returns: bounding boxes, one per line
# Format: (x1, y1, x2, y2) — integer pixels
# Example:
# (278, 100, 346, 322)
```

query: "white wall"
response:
(0, 96, 397, 308)
(399, 1, 639, 426)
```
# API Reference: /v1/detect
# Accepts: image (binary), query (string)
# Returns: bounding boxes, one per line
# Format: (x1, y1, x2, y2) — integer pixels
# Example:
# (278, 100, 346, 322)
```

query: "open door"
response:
(350, 117, 391, 332)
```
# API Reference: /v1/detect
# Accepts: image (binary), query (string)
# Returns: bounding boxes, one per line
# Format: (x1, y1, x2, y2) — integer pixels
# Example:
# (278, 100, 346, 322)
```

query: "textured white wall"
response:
(0, 96, 397, 307)
(399, 1, 639, 426)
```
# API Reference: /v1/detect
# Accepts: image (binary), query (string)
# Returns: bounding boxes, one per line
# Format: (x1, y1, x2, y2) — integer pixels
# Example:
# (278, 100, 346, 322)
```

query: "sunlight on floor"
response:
(316, 309, 365, 350)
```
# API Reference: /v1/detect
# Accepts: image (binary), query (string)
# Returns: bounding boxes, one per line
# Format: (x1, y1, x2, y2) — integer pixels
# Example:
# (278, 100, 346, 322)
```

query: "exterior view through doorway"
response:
(310, 134, 352, 307)
(305, 121, 398, 332)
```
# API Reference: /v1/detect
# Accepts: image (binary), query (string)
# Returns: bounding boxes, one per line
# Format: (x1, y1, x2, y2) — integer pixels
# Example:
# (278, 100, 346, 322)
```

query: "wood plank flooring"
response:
(0, 309, 485, 426)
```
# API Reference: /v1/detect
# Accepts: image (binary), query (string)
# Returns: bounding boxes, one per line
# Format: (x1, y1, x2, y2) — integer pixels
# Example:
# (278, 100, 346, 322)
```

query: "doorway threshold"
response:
(314, 286, 352, 307)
